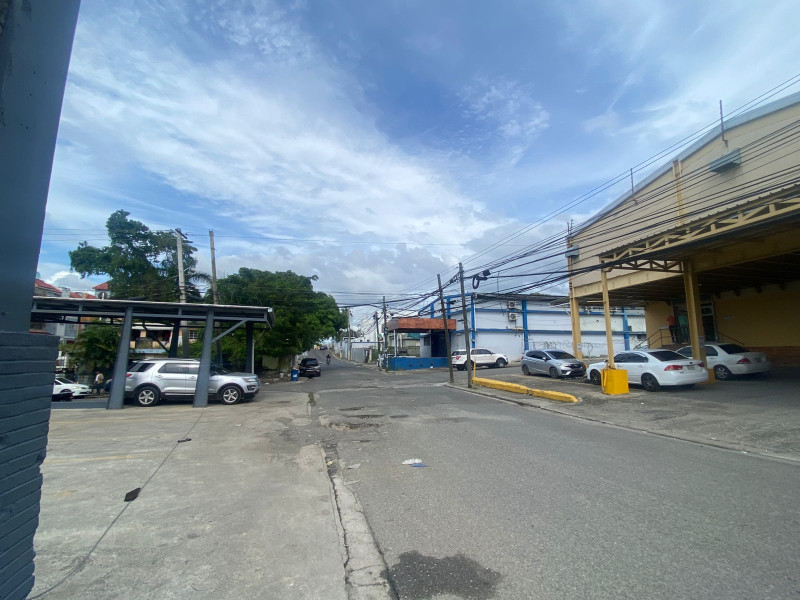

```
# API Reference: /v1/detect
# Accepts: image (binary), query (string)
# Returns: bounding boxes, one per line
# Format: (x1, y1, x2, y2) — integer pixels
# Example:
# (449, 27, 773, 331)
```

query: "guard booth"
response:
(385, 317, 456, 370)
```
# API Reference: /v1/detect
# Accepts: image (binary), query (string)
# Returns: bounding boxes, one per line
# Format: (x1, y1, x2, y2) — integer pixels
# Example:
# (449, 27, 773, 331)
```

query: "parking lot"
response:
(457, 364, 800, 461)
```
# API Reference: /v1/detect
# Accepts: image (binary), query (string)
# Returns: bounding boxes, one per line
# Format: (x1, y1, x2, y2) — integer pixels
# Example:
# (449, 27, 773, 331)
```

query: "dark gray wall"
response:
(1, 2, 80, 599)
(0, 0, 80, 333)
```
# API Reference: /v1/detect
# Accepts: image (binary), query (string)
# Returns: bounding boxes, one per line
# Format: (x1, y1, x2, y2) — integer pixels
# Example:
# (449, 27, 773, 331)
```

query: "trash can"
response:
(290, 369, 299, 381)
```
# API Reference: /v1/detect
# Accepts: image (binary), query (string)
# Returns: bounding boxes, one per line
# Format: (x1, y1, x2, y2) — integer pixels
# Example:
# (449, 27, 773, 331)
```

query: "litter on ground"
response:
(402, 458, 423, 465)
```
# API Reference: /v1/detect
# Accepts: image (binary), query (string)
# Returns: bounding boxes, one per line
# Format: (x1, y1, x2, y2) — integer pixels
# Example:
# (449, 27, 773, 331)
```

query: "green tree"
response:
(66, 325, 120, 374)
(216, 268, 347, 359)
(69, 210, 208, 301)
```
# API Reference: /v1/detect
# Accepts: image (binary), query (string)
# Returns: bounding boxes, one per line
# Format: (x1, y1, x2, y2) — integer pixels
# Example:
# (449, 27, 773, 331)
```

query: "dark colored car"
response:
(298, 357, 321, 377)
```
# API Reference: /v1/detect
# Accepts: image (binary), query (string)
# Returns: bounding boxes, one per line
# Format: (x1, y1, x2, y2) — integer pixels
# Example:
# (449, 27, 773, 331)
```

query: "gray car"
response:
(125, 358, 260, 407)
(521, 349, 586, 379)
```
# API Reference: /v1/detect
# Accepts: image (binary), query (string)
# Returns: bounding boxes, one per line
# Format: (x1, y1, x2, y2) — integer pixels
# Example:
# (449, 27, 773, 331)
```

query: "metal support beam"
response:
(108, 306, 133, 410)
(193, 310, 215, 408)
(521, 299, 530, 351)
(169, 322, 180, 357)
(682, 261, 707, 368)
(212, 319, 246, 343)
(141, 323, 170, 353)
(601, 269, 615, 368)
(245, 321, 254, 373)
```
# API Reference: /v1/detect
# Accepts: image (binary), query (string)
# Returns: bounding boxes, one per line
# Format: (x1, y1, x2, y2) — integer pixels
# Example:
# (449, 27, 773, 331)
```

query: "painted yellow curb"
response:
(472, 377, 579, 403)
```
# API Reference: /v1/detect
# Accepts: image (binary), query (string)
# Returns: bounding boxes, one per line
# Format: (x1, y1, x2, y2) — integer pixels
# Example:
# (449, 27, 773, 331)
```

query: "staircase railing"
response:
(634, 328, 672, 350)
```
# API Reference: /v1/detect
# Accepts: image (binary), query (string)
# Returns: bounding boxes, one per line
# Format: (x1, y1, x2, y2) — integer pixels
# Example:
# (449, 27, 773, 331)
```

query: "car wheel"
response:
(219, 384, 243, 405)
(522, 364, 530, 376)
(641, 373, 660, 392)
(714, 365, 732, 380)
(589, 370, 602, 385)
(456, 365, 465, 371)
(549, 367, 559, 379)
(135, 385, 160, 407)
(496, 358, 507, 368)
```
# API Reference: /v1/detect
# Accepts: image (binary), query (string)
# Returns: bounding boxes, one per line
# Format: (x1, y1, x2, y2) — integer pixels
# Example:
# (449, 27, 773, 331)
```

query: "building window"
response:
(189, 330, 198, 341)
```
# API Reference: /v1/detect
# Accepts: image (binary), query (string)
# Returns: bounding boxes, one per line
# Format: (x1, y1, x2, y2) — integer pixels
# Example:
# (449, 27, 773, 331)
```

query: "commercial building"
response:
(567, 92, 800, 367)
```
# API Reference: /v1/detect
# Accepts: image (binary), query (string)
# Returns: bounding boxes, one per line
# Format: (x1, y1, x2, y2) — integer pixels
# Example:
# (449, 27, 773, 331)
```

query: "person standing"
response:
(667, 314, 677, 343)
(678, 314, 689, 344)
(94, 371, 105, 395)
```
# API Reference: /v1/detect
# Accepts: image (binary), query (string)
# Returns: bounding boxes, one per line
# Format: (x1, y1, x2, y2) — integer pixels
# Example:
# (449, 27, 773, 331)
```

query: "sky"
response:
(38, 0, 800, 324)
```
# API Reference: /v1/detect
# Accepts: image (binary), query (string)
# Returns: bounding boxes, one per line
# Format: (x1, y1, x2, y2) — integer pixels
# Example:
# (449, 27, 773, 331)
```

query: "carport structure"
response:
(31, 297, 275, 408)
(385, 316, 456, 369)
(567, 91, 800, 374)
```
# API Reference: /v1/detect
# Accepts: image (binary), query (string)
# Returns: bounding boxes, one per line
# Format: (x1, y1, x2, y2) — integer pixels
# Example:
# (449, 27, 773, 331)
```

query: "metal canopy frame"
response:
(32, 297, 274, 410)
(599, 190, 800, 270)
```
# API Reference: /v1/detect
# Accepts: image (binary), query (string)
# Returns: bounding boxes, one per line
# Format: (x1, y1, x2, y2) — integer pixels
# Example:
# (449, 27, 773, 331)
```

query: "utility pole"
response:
(209, 230, 223, 364)
(175, 229, 190, 358)
(458, 263, 473, 389)
(374, 311, 381, 369)
(382, 296, 388, 368)
(346, 308, 351, 361)
(438, 274, 454, 384)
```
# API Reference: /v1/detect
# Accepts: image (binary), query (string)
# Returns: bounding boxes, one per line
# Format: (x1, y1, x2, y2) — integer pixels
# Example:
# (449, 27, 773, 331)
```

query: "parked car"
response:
(586, 349, 708, 391)
(124, 359, 260, 407)
(676, 343, 770, 380)
(451, 348, 509, 371)
(319, 345, 328, 350)
(521, 349, 586, 379)
(52, 381, 74, 402)
(55, 378, 92, 398)
(298, 357, 321, 377)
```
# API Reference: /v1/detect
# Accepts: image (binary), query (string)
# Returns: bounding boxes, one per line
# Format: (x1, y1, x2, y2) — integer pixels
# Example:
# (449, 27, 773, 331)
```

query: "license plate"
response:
(687, 365, 695, 370)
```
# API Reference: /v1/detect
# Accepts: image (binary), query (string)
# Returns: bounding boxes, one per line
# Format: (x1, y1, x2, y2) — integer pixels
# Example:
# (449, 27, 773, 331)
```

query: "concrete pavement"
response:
(32, 390, 349, 600)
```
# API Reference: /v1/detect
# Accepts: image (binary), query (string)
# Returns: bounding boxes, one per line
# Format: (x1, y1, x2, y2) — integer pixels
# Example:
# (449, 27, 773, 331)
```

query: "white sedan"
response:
(586, 349, 708, 392)
(451, 348, 509, 371)
(55, 378, 92, 398)
(676, 343, 770, 380)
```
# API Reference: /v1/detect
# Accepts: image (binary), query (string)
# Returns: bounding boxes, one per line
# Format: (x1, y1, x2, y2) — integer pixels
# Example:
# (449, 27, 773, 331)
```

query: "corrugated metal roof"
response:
(570, 89, 800, 238)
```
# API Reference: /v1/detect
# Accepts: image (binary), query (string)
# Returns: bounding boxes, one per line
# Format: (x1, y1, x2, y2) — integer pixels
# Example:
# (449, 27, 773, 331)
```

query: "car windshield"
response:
(302, 359, 319, 366)
(546, 350, 575, 360)
(719, 343, 748, 354)
(649, 350, 686, 362)
(211, 365, 230, 374)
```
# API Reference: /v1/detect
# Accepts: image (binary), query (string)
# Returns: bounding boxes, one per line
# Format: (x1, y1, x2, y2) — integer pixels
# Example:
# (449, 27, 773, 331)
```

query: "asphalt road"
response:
(298, 353, 800, 599)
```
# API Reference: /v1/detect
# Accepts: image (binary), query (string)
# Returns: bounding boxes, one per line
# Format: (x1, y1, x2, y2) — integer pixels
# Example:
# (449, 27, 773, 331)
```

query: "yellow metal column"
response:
(682, 260, 709, 371)
(601, 268, 615, 368)
(601, 267, 628, 394)
(569, 276, 583, 360)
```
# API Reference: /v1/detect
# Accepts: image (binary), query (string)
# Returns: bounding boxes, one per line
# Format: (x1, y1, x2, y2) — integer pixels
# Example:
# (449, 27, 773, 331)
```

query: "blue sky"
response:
(39, 0, 800, 317)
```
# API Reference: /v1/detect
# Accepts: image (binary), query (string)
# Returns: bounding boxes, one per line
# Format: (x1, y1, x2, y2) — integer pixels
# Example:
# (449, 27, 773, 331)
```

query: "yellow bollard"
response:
(601, 368, 629, 395)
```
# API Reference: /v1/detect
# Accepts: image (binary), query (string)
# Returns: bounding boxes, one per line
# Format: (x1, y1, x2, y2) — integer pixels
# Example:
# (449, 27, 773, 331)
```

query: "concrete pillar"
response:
(569, 283, 583, 360)
(245, 321, 254, 373)
(108, 307, 134, 409)
(682, 261, 707, 366)
(193, 310, 214, 408)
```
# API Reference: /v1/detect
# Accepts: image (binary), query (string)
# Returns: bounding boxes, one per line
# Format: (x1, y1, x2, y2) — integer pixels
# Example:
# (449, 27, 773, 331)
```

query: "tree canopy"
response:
(69, 210, 208, 301)
(66, 325, 120, 374)
(217, 268, 347, 357)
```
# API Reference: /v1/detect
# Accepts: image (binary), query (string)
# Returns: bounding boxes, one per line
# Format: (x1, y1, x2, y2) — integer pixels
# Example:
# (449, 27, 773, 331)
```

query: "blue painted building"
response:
(420, 293, 645, 361)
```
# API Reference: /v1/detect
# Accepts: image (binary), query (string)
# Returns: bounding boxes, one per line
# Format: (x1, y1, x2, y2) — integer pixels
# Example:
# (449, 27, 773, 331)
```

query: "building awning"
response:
(386, 317, 456, 333)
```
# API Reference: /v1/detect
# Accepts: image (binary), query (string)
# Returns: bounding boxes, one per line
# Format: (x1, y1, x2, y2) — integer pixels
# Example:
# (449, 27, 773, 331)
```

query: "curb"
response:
(472, 376, 579, 403)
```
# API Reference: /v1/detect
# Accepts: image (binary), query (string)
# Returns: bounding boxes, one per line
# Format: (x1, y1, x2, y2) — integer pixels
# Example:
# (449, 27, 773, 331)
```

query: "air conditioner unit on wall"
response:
(508, 312, 517, 321)
(507, 300, 518, 309)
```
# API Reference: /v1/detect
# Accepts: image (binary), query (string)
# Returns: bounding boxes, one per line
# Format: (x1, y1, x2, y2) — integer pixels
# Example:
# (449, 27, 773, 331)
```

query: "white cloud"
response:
(46, 0, 519, 300)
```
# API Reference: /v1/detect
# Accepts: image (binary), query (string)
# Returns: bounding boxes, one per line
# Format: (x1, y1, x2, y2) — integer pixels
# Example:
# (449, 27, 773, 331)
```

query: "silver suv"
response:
(125, 359, 260, 407)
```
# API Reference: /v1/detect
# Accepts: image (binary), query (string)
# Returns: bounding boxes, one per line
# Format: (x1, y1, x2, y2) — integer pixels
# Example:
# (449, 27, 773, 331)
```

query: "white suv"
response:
(451, 348, 509, 371)
(124, 359, 260, 407)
